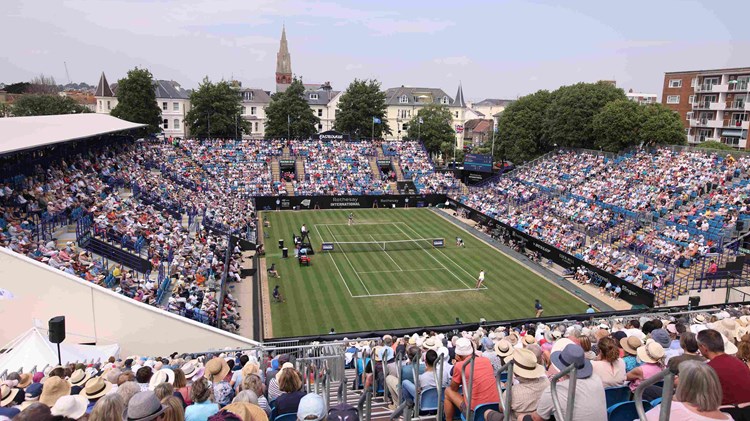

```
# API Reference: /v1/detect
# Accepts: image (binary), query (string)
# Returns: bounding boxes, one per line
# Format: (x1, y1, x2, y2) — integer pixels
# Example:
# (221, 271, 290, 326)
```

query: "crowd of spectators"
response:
(292, 140, 384, 195)
(385, 141, 462, 193)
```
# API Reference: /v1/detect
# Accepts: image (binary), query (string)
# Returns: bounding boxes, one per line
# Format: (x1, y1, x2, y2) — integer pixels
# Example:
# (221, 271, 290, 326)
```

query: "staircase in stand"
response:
(282, 146, 290, 159)
(392, 159, 404, 181)
(369, 157, 381, 178)
(271, 159, 281, 183)
(285, 182, 295, 196)
(656, 252, 748, 306)
(295, 158, 306, 181)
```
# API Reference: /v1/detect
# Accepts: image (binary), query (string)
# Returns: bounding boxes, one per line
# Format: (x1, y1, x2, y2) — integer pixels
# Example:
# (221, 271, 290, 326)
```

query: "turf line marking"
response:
(391, 223, 473, 290)
(319, 222, 386, 226)
(369, 234, 403, 272)
(397, 221, 483, 284)
(356, 268, 441, 274)
(351, 287, 486, 298)
(325, 224, 371, 296)
(313, 224, 354, 298)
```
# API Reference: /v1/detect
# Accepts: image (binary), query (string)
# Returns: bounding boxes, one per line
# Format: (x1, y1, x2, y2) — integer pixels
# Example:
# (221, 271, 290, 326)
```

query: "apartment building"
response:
(662, 67, 750, 149)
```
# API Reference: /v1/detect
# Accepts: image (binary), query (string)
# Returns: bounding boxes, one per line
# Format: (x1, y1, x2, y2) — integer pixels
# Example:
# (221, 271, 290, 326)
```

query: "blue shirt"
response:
(586, 308, 595, 314)
(185, 400, 220, 421)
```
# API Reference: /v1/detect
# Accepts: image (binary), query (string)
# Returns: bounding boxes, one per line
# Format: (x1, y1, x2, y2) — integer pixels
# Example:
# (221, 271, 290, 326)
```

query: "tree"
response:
(334, 79, 391, 139)
(26, 74, 59, 95)
(265, 79, 319, 139)
(494, 90, 552, 164)
(639, 103, 686, 147)
(543, 82, 626, 149)
(185, 78, 249, 139)
(3, 82, 30, 94)
(698, 141, 736, 151)
(592, 99, 645, 152)
(10, 94, 91, 116)
(405, 104, 455, 153)
(110, 67, 162, 135)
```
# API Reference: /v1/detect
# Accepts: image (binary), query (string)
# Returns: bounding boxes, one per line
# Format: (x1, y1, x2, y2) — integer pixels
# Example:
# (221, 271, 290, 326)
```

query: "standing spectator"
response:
(698, 329, 750, 405)
(526, 343, 607, 420)
(534, 300, 544, 318)
(646, 360, 732, 420)
(444, 338, 500, 421)
(591, 337, 626, 387)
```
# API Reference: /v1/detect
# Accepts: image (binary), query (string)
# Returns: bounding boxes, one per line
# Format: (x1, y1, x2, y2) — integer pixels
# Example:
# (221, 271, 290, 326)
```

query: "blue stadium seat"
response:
(607, 401, 652, 421)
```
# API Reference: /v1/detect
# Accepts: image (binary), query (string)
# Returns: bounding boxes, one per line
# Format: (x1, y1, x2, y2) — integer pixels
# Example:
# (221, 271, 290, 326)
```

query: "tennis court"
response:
(314, 221, 484, 297)
(262, 208, 587, 337)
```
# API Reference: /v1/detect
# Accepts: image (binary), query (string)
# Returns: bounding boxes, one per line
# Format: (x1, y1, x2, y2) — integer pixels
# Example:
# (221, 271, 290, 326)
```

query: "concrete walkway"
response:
(234, 250, 256, 339)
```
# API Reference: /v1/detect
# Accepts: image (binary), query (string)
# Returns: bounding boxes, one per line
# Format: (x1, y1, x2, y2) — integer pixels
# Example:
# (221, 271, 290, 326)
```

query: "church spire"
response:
(453, 82, 466, 108)
(276, 25, 292, 92)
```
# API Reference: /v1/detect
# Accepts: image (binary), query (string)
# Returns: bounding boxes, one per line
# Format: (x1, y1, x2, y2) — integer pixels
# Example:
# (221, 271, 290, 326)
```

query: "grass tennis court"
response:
(262, 208, 587, 338)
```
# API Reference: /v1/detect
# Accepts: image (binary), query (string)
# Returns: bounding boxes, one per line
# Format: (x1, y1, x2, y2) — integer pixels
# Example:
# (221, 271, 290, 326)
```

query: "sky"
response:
(3, 0, 750, 101)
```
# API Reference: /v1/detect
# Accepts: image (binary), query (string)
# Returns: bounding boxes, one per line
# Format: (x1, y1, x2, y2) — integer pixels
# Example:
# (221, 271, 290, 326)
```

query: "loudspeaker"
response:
(48, 316, 66, 344)
(688, 296, 701, 308)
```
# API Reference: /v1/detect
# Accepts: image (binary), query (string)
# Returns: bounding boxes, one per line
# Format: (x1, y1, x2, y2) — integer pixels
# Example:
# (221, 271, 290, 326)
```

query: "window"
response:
(455, 111, 459, 118)
(162, 102, 168, 110)
(174, 119, 180, 129)
(688, 95, 694, 105)
(98, 101, 102, 111)
(309, 93, 319, 100)
(163, 119, 168, 129)
(686, 112, 693, 121)
(254, 122, 258, 132)
(317, 109, 323, 117)
(242, 107, 246, 115)
(106, 101, 111, 110)
(402, 124, 408, 131)
(399, 95, 408, 104)
(318, 123, 323, 130)
(668, 79, 682, 88)
(173, 102, 179, 111)
(243, 91, 254, 101)
(441, 96, 449, 105)
(666, 95, 680, 104)
(251, 106, 256, 115)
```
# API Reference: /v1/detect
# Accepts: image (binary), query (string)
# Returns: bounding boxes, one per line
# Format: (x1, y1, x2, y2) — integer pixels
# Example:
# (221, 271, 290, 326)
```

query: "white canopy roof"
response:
(0, 327, 120, 373)
(0, 113, 146, 155)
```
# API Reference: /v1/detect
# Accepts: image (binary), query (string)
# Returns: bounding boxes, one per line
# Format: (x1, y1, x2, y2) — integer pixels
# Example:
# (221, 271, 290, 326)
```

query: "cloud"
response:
(365, 18, 455, 36)
(433, 56, 471, 66)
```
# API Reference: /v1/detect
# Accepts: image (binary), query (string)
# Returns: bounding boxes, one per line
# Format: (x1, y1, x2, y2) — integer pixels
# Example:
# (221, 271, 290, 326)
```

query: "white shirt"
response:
(479, 271, 485, 280)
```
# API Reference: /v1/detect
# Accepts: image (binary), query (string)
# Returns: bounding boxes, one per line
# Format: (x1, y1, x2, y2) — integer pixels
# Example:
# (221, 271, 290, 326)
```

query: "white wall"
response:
(0, 249, 258, 356)
(664, 286, 750, 307)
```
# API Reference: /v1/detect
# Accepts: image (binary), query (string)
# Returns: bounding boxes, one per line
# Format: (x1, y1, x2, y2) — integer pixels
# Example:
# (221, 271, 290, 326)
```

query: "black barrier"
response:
(254, 194, 448, 211)
(448, 199, 656, 307)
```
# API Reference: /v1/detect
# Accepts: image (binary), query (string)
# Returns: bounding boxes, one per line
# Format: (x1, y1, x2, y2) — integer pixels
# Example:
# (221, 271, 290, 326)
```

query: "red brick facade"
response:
(661, 71, 697, 129)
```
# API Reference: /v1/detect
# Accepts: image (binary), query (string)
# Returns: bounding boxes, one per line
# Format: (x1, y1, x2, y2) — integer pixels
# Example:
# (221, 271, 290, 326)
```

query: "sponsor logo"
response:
(300, 199, 311, 208)
(330, 197, 361, 207)
(320, 134, 345, 140)
(433, 239, 445, 247)
(322, 243, 334, 251)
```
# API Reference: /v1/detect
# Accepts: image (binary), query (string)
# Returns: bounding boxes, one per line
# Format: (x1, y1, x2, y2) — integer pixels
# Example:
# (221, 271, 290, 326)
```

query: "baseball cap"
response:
(454, 337, 473, 356)
(297, 393, 326, 421)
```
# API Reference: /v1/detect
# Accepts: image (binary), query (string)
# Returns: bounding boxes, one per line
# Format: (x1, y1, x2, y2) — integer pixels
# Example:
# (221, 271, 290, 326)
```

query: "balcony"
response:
(695, 83, 727, 93)
(728, 81, 749, 92)
(709, 102, 726, 111)
(726, 101, 747, 110)
(692, 101, 713, 109)
(723, 120, 750, 130)
(691, 118, 723, 128)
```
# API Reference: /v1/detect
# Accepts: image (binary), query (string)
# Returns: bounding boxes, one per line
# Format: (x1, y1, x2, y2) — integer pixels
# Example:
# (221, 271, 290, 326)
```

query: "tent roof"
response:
(0, 114, 146, 156)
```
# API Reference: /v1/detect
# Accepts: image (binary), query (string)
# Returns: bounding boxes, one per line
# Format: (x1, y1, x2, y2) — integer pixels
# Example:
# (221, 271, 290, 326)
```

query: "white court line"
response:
(391, 223, 474, 290)
(318, 222, 390, 226)
(352, 287, 486, 298)
(356, 267, 442, 274)
(397, 222, 483, 282)
(313, 224, 354, 298)
(369, 234, 403, 272)
(325, 224, 370, 295)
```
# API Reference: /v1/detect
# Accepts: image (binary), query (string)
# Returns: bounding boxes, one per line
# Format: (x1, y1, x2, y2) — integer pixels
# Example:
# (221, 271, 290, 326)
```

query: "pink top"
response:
(629, 362, 662, 392)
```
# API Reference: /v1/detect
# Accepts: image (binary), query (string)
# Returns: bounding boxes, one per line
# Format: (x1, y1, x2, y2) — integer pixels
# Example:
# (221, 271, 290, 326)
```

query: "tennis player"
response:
(475, 269, 485, 289)
(348, 212, 354, 225)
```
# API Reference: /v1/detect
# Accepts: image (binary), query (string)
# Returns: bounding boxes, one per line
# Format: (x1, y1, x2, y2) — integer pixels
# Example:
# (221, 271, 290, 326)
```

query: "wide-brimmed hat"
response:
(523, 334, 537, 346)
(550, 344, 593, 379)
(149, 369, 175, 390)
(23, 383, 43, 402)
(637, 342, 665, 364)
(423, 337, 440, 350)
(40, 377, 71, 407)
(204, 357, 231, 383)
(694, 314, 706, 324)
(0, 385, 19, 407)
(720, 318, 738, 338)
(18, 373, 32, 389)
(51, 395, 88, 419)
(225, 402, 269, 421)
(79, 377, 112, 400)
(494, 340, 513, 358)
(455, 338, 474, 356)
(241, 362, 259, 377)
(650, 329, 671, 349)
(126, 391, 166, 421)
(180, 361, 198, 378)
(68, 369, 90, 387)
(507, 332, 520, 346)
(620, 336, 643, 355)
(508, 348, 545, 379)
(723, 334, 739, 355)
(550, 338, 574, 354)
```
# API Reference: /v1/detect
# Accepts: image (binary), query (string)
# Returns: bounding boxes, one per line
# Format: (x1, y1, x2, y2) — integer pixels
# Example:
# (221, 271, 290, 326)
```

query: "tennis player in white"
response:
(475, 269, 485, 289)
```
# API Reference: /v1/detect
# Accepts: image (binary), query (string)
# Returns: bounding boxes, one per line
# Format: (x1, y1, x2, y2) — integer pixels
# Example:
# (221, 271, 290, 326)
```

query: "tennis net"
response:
(322, 238, 445, 253)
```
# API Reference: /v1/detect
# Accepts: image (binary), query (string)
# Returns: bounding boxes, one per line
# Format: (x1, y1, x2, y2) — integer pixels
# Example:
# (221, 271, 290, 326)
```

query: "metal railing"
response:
(495, 361, 515, 421)
(549, 363, 578, 421)
(460, 353, 478, 421)
(634, 368, 675, 421)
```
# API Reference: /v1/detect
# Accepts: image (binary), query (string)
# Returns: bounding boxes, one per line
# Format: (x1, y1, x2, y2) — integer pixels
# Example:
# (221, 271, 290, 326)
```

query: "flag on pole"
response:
(372, 117, 381, 124)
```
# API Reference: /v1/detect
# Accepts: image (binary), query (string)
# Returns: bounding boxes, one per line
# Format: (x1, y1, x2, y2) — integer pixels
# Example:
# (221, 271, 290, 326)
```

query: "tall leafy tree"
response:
(334, 79, 391, 138)
(3, 82, 30, 94)
(110, 67, 162, 135)
(11, 94, 90, 116)
(406, 104, 455, 153)
(543, 81, 626, 149)
(185, 77, 248, 139)
(494, 90, 552, 164)
(592, 99, 645, 152)
(639, 103, 686, 146)
(265, 79, 319, 139)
